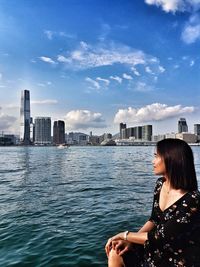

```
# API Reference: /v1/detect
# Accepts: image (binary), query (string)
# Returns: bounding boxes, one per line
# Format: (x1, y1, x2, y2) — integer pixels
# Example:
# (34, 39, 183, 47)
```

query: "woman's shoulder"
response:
(188, 190, 200, 199)
(153, 177, 164, 193)
(186, 190, 200, 208)
(155, 177, 164, 187)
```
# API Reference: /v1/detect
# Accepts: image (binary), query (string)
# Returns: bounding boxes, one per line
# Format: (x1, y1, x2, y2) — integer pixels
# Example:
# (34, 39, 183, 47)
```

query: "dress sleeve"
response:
(148, 192, 200, 248)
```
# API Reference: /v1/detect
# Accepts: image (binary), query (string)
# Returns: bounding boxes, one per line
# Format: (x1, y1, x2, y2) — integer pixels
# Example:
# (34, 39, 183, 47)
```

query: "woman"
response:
(105, 138, 200, 267)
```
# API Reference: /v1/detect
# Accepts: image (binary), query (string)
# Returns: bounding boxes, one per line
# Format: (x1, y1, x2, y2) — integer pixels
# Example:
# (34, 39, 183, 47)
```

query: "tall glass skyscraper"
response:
(20, 90, 31, 145)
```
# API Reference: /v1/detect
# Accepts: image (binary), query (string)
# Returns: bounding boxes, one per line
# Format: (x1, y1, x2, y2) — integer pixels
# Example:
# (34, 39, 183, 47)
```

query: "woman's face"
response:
(152, 150, 166, 176)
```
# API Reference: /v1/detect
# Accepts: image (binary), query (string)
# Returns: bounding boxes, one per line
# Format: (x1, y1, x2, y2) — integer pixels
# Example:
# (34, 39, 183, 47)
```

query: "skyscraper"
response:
(142, 125, 152, 141)
(178, 118, 188, 133)
(20, 90, 31, 145)
(194, 124, 200, 136)
(53, 120, 65, 144)
(119, 123, 126, 139)
(35, 117, 51, 145)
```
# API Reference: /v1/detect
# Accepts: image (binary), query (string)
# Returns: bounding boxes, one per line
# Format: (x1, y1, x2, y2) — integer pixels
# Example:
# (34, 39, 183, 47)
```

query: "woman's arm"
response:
(109, 220, 155, 246)
(105, 219, 155, 255)
(138, 220, 155, 233)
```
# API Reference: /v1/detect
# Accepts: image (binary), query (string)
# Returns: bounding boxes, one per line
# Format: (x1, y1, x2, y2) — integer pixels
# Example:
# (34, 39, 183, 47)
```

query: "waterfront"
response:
(0, 146, 200, 267)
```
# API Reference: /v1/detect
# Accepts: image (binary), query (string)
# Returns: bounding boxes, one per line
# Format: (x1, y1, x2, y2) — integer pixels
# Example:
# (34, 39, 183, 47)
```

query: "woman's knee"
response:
(108, 249, 125, 267)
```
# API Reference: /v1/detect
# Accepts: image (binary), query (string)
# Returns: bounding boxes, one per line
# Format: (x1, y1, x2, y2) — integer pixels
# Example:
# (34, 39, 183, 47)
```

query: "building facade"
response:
(34, 117, 51, 145)
(120, 124, 152, 141)
(20, 90, 31, 145)
(176, 133, 197, 143)
(53, 120, 65, 145)
(66, 132, 89, 145)
(178, 118, 188, 133)
(119, 123, 126, 139)
(194, 124, 200, 136)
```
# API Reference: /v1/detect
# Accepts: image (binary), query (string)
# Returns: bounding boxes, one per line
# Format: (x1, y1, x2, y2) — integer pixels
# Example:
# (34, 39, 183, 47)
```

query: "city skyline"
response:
(0, 0, 200, 136)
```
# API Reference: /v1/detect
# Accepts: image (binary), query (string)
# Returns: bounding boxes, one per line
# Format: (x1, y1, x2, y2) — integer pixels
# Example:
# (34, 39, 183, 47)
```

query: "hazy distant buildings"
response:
(66, 132, 89, 145)
(176, 133, 197, 143)
(152, 134, 165, 142)
(119, 123, 152, 141)
(34, 117, 51, 145)
(20, 90, 31, 145)
(53, 120, 65, 145)
(178, 118, 188, 133)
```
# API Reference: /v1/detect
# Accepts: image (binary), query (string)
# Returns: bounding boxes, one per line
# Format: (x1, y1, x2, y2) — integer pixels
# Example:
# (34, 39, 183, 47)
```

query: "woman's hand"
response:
(105, 232, 130, 257)
(112, 239, 133, 256)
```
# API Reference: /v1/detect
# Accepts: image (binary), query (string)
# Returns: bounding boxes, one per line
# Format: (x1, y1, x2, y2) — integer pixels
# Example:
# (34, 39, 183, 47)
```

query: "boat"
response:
(57, 144, 69, 149)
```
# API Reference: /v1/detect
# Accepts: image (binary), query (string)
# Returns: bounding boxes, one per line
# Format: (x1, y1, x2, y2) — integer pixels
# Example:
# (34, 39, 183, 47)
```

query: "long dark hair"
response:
(157, 138, 198, 191)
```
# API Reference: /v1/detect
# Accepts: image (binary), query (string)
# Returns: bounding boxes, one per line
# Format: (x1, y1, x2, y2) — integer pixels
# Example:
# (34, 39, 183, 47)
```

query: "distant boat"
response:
(57, 144, 69, 149)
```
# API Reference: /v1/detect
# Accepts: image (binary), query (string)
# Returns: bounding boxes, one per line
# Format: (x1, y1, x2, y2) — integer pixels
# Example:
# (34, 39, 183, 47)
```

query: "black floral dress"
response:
(144, 177, 200, 267)
(123, 178, 200, 267)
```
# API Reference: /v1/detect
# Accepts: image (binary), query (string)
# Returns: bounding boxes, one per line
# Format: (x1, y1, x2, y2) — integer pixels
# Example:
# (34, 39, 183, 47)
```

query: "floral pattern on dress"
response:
(144, 178, 200, 267)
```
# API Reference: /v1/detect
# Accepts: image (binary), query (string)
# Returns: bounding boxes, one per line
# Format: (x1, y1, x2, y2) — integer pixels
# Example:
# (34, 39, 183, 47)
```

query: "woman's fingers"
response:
(118, 246, 129, 256)
(105, 238, 113, 257)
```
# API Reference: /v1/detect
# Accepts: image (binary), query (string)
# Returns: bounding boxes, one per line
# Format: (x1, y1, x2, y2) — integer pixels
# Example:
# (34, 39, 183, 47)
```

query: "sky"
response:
(0, 0, 200, 136)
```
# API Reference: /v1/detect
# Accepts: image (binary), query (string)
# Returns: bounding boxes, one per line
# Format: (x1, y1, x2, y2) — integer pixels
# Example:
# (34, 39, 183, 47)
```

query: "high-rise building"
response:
(119, 123, 126, 139)
(142, 125, 152, 141)
(20, 90, 31, 145)
(178, 118, 188, 133)
(194, 124, 200, 136)
(53, 120, 65, 144)
(34, 117, 51, 145)
(135, 126, 142, 140)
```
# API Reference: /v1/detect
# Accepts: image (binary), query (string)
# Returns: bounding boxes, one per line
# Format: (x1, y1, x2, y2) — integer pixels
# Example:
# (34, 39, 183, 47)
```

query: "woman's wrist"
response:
(124, 230, 129, 241)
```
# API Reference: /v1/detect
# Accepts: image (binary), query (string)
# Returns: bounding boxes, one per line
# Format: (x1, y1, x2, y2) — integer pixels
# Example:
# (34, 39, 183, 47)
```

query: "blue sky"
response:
(0, 0, 200, 135)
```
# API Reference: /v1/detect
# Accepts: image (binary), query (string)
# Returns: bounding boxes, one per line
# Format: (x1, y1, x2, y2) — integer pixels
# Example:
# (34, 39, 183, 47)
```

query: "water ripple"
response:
(0, 146, 199, 266)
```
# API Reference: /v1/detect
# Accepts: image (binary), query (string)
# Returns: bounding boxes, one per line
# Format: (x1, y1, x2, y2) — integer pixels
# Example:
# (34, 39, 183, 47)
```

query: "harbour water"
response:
(0, 146, 200, 267)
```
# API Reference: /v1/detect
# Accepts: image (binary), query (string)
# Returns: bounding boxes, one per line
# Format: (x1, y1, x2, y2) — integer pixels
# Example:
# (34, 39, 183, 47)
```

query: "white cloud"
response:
(96, 77, 110, 86)
(0, 108, 17, 131)
(158, 65, 166, 73)
(110, 76, 122, 84)
(37, 83, 46, 87)
(37, 81, 52, 87)
(122, 73, 133, 80)
(80, 41, 89, 50)
(145, 0, 200, 13)
(64, 110, 106, 130)
(57, 42, 159, 70)
(85, 77, 101, 90)
(44, 30, 54, 40)
(57, 55, 72, 63)
(31, 99, 58, 105)
(190, 60, 195, 66)
(182, 22, 200, 44)
(5, 104, 19, 109)
(174, 64, 180, 69)
(0, 73, 2, 80)
(44, 30, 75, 40)
(145, 66, 154, 74)
(98, 23, 111, 42)
(39, 56, 56, 65)
(114, 103, 194, 124)
(134, 81, 154, 92)
(131, 66, 140, 76)
(145, 0, 184, 12)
